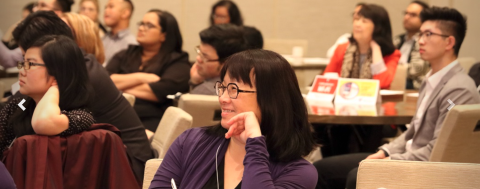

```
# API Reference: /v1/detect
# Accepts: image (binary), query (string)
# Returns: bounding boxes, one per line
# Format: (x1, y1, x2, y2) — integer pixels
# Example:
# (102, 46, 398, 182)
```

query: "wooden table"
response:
(306, 92, 418, 125)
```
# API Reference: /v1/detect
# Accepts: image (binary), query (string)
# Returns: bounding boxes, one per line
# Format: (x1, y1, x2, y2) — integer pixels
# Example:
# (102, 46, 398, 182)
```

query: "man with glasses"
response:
(102, 0, 137, 66)
(314, 6, 480, 189)
(190, 24, 247, 95)
(394, 1, 430, 89)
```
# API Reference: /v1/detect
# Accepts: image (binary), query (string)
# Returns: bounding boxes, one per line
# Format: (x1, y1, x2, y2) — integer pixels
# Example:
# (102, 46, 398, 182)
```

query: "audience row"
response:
(0, 0, 479, 189)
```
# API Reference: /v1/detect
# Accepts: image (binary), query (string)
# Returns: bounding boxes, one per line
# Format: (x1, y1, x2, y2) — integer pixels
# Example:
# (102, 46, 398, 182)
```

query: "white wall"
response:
(0, 0, 479, 63)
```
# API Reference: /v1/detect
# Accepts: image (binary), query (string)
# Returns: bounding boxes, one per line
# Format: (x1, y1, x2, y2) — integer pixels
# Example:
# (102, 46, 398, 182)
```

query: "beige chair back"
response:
(151, 107, 192, 158)
(303, 146, 323, 163)
(357, 159, 480, 189)
(458, 57, 476, 74)
(122, 93, 135, 106)
(178, 94, 221, 128)
(143, 159, 163, 189)
(430, 104, 480, 163)
(389, 63, 407, 90)
(0, 81, 5, 99)
(263, 38, 308, 55)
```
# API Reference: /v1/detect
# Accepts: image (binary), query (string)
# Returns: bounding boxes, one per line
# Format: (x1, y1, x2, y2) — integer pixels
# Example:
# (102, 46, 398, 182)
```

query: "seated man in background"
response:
(314, 6, 480, 189)
(394, 1, 430, 89)
(243, 26, 264, 49)
(102, 0, 138, 65)
(189, 24, 247, 95)
(12, 11, 153, 182)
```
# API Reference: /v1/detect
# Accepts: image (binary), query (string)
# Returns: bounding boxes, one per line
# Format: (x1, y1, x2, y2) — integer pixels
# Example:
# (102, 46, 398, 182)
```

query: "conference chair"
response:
(122, 93, 136, 106)
(389, 63, 407, 91)
(458, 57, 476, 74)
(142, 159, 163, 189)
(151, 107, 192, 158)
(429, 104, 480, 163)
(357, 159, 480, 188)
(304, 147, 323, 163)
(177, 94, 221, 128)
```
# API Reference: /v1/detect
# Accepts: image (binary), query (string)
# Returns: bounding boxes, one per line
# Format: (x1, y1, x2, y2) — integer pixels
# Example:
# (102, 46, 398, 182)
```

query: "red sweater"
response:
(324, 43, 401, 89)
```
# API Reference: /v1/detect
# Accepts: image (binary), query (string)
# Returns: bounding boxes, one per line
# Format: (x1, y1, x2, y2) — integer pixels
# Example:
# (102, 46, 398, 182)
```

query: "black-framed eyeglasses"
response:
(195, 46, 219, 63)
(214, 81, 256, 99)
(17, 61, 46, 70)
(419, 31, 450, 40)
(137, 21, 158, 30)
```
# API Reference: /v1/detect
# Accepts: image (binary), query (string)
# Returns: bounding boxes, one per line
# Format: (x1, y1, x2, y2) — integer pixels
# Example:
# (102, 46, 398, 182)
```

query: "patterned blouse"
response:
(0, 98, 95, 156)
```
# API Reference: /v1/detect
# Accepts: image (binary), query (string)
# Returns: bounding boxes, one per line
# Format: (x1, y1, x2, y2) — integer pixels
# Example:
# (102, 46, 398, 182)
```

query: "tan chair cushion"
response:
(430, 104, 480, 163)
(151, 107, 192, 158)
(303, 146, 323, 163)
(357, 159, 480, 189)
(122, 93, 135, 106)
(390, 63, 407, 91)
(143, 159, 163, 189)
(458, 57, 477, 74)
(178, 94, 220, 128)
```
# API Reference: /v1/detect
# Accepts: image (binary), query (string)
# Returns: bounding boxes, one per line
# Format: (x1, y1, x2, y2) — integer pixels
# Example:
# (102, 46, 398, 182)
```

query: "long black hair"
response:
(207, 49, 318, 162)
(349, 4, 396, 56)
(210, 0, 243, 26)
(10, 35, 92, 137)
(125, 9, 183, 73)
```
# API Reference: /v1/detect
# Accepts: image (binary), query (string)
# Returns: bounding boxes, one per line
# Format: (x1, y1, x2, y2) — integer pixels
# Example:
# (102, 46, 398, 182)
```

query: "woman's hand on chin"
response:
(224, 111, 262, 143)
(370, 40, 381, 50)
(32, 84, 68, 136)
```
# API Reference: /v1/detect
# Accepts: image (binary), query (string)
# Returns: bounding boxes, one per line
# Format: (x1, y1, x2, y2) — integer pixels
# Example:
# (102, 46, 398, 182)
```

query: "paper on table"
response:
(302, 57, 330, 65)
(380, 90, 405, 95)
(406, 93, 419, 97)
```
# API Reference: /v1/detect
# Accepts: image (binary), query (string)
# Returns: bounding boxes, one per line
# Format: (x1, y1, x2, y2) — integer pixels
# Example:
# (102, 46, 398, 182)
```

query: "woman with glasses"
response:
(150, 49, 318, 189)
(323, 3, 400, 89)
(106, 9, 190, 135)
(210, 0, 243, 26)
(0, 35, 94, 158)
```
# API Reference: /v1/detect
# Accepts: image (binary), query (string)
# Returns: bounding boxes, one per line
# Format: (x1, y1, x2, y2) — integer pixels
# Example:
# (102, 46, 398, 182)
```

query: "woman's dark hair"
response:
(126, 9, 183, 72)
(207, 49, 317, 162)
(349, 4, 396, 56)
(24, 2, 36, 13)
(420, 6, 466, 56)
(12, 11, 74, 50)
(210, 0, 243, 26)
(10, 35, 92, 137)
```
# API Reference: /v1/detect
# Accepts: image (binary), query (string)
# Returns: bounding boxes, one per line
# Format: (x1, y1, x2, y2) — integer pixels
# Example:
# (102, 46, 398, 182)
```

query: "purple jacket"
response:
(149, 127, 317, 189)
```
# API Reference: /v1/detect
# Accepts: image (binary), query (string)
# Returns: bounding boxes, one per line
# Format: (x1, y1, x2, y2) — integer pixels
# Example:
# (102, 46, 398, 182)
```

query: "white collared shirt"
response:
(399, 34, 419, 64)
(405, 60, 459, 152)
